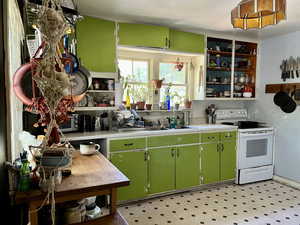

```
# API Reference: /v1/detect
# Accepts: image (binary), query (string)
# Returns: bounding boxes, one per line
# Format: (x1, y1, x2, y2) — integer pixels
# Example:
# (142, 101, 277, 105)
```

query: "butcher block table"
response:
(15, 151, 130, 225)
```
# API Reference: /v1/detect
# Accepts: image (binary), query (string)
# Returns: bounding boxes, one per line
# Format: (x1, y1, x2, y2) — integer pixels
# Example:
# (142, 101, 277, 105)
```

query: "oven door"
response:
(238, 131, 274, 169)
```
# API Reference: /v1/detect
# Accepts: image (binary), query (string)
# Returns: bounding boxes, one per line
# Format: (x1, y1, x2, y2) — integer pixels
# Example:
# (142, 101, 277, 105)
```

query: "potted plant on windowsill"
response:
(134, 85, 147, 110)
(184, 98, 192, 109)
(171, 90, 184, 111)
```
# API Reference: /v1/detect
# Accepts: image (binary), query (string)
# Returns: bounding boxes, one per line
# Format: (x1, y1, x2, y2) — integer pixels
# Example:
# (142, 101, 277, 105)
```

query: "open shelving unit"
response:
(205, 37, 257, 100)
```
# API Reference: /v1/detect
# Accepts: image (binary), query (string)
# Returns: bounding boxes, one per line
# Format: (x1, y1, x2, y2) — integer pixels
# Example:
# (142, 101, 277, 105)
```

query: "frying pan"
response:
(13, 62, 87, 105)
(273, 91, 290, 107)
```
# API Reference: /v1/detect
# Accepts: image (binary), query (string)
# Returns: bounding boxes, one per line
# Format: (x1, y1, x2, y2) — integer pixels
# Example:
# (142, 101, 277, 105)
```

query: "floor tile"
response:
(119, 180, 300, 225)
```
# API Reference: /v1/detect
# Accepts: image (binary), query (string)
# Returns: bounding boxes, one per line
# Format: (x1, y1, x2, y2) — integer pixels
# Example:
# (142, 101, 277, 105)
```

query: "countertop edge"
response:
(63, 125, 238, 141)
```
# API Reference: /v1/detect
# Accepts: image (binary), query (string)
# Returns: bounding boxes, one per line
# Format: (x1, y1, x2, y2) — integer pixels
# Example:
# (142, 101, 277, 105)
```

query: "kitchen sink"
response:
(117, 128, 147, 132)
(117, 127, 191, 132)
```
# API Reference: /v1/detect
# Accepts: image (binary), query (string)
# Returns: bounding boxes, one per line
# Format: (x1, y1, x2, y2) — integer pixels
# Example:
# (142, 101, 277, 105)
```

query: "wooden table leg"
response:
(110, 188, 117, 214)
(29, 202, 38, 225)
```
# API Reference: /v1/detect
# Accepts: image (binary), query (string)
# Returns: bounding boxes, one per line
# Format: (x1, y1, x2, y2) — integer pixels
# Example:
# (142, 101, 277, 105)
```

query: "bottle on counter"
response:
(165, 86, 171, 111)
(18, 151, 31, 192)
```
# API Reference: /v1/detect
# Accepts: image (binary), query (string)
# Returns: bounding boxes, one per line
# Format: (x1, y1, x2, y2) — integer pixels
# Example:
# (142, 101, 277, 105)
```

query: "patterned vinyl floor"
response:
(119, 180, 300, 225)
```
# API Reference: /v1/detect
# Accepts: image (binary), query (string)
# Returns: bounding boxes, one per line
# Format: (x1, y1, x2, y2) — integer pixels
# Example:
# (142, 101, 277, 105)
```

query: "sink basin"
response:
(117, 128, 147, 132)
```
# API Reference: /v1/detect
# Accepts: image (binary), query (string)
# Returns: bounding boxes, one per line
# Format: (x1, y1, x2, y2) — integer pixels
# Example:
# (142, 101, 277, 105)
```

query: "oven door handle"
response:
(239, 132, 274, 138)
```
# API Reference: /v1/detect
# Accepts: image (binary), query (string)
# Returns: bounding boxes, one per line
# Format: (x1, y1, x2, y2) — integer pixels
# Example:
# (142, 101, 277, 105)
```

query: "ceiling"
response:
(77, 0, 300, 40)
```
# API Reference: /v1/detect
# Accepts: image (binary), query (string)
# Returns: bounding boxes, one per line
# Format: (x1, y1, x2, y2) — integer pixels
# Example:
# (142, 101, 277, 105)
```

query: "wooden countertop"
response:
(15, 151, 130, 204)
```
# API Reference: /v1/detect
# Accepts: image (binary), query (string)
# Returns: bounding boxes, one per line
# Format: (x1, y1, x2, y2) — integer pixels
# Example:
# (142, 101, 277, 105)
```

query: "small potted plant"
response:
(134, 86, 147, 110)
(184, 98, 192, 109)
(171, 90, 184, 111)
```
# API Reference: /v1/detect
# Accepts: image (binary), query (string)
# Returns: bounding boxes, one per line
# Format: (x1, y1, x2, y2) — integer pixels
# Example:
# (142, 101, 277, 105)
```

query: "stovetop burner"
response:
(221, 121, 265, 129)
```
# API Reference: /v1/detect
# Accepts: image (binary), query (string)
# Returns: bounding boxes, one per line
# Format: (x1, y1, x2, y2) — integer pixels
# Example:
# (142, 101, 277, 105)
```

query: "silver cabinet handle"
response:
(177, 148, 180, 158)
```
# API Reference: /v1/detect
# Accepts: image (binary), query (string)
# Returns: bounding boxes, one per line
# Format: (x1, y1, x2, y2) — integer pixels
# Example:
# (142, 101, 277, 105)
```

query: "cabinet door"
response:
(118, 23, 169, 48)
(220, 141, 236, 181)
(110, 151, 147, 201)
(176, 145, 200, 190)
(148, 135, 178, 148)
(201, 143, 220, 184)
(149, 147, 175, 194)
(77, 16, 116, 72)
(169, 29, 205, 53)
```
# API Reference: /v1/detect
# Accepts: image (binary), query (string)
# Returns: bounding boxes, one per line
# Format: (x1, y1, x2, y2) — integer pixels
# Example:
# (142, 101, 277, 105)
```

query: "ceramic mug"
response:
(80, 142, 100, 155)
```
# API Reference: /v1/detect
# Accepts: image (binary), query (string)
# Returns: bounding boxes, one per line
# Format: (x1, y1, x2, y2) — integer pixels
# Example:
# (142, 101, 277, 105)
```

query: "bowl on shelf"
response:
(243, 92, 252, 98)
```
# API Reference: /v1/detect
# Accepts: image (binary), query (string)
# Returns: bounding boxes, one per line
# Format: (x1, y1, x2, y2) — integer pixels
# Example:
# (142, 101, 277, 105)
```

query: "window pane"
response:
(119, 59, 133, 80)
(159, 63, 186, 84)
(123, 84, 149, 103)
(133, 61, 148, 83)
(160, 85, 186, 106)
(119, 59, 148, 83)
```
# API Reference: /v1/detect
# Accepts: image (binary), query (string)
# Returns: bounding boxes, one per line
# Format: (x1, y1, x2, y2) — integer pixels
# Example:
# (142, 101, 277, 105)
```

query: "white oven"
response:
(237, 128, 274, 184)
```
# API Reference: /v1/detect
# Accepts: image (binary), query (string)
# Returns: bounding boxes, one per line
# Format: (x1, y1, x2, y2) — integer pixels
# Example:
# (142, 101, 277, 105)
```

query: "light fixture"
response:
(231, 0, 286, 30)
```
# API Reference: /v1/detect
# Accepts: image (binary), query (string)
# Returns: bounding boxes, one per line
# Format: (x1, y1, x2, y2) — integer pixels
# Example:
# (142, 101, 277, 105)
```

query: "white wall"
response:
(4, 0, 24, 161)
(248, 31, 300, 183)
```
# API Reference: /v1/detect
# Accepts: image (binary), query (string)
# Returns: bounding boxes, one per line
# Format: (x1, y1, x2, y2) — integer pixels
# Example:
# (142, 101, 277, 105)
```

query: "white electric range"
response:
(215, 109, 274, 185)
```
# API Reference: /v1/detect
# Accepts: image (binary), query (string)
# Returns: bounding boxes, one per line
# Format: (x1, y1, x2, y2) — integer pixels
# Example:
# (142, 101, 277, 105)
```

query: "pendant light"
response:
(231, 0, 286, 30)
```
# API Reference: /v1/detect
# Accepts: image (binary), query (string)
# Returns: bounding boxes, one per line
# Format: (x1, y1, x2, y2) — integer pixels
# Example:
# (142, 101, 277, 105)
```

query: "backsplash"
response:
(191, 100, 250, 124)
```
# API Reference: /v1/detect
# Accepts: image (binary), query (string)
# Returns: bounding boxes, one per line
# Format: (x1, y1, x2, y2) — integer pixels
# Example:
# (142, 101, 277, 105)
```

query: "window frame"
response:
(118, 58, 151, 102)
(118, 50, 195, 106)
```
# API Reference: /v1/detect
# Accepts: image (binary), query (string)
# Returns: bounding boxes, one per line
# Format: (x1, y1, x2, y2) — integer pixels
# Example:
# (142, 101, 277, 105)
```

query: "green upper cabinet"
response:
(118, 23, 170, 48)
(169, 29, 205, 54)
(77, 16, 116, 72)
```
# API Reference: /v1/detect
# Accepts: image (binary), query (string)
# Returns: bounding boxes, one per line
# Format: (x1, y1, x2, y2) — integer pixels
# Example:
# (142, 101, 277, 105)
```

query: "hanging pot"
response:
(273, 91, 290, 107)
(13, 62, 88, 105)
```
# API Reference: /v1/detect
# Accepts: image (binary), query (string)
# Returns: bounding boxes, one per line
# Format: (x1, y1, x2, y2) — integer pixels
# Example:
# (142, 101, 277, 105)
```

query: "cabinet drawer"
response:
(201, 133, 219, 143)
(175, 133, 200, 145)
(110, 138, 146, 152)
(148, 135, 177, 148)
(220, 131, 237, 142)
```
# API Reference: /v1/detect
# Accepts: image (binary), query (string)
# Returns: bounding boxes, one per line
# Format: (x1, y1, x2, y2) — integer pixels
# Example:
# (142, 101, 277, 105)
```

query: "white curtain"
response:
(4, 0, 24, 161)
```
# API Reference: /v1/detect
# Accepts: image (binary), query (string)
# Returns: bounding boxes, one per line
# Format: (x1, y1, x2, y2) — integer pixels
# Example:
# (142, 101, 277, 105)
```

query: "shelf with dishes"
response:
(205, 37, 257, 100)
(75, 76, 117, 110)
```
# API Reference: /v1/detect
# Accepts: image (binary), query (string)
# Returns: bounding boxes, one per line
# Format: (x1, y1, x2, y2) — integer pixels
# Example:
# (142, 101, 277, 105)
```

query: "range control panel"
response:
(215, 109, 248, 121)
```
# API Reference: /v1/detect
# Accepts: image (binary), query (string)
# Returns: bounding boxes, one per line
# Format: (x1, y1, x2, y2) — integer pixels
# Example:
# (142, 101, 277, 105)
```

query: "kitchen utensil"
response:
(297, 57, 300, 78)
(273, 91, 290, 107)
(70, 70, 89, 95)
(80, 142, 100, 155)
(293, 57, 298, 78)
(289, 57, 295, 79)
(281, 100, 297, 113)
(280, 60, 286, 81)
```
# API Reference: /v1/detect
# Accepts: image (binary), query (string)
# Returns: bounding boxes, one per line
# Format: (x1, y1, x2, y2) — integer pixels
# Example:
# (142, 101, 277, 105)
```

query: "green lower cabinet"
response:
(176, 145, 200, 190)
(110, 151, 147, 201)
(201, 143, 220, 184)
(220, 142, 236, 181)
(149, 147, 176, 194)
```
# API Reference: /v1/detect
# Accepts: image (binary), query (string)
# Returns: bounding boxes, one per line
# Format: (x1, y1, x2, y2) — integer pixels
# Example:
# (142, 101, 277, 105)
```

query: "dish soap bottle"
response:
(18, 151, 31, 192)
